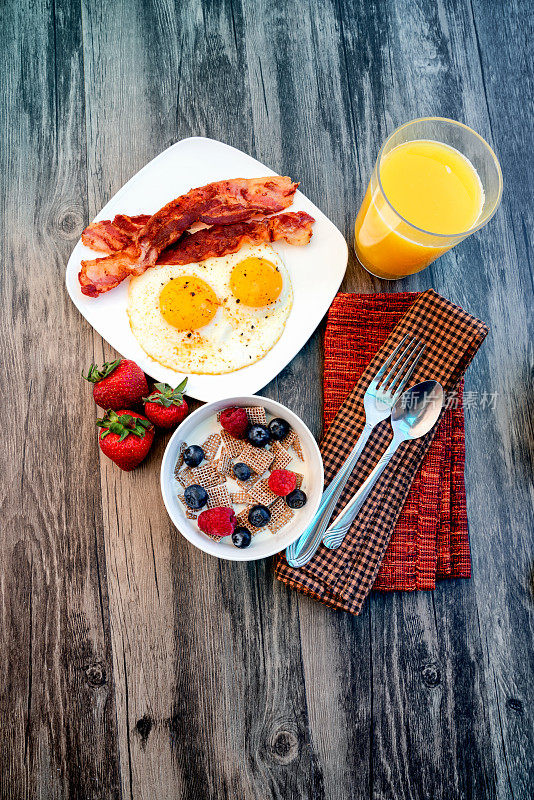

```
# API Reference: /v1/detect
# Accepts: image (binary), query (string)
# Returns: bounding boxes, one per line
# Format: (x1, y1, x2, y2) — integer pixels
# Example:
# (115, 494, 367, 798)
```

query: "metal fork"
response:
(285, 336, 425, 567)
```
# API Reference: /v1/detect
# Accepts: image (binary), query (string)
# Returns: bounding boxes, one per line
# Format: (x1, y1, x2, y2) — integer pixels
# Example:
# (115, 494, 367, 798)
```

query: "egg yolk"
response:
(159, 276, 218, 330)
(230, 257, 283, 307)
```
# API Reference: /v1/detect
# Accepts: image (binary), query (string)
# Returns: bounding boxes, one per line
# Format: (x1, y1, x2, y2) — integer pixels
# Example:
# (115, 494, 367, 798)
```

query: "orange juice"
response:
(354, 140, 484, 279)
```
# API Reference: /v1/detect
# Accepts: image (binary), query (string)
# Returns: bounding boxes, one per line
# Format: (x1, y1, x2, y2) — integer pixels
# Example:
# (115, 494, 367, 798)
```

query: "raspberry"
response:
(220, 406, 249, 438)
(197, 506, 236, 537)
(267, 469, 297, 497)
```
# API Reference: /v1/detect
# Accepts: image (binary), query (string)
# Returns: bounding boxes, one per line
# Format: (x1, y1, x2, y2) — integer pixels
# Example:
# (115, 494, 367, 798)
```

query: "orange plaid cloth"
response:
(274, 291, 488, 614)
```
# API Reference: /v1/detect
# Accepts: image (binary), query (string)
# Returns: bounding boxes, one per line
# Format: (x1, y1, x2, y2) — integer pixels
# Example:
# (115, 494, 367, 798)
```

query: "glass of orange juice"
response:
(354, 117, 502, 279)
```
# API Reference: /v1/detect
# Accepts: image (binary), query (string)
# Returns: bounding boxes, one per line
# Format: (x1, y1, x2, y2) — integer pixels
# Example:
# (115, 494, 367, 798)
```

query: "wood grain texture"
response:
(1, 0, 532, 798)
(0, 1, 121, 798)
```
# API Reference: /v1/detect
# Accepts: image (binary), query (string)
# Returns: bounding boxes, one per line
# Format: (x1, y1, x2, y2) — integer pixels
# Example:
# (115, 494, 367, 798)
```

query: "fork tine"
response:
(389, 343, 426, 401)
(370, 335, 410, 386)
(378, 337, 419, 389)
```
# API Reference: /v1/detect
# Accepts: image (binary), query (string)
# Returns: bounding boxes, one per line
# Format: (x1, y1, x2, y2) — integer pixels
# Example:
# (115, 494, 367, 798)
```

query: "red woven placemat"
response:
(274, 291, 487, 613)
(322, 292, 470, 591)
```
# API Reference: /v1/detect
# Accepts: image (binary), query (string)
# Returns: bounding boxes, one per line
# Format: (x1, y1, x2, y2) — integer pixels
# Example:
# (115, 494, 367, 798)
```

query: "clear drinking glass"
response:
(354, 117, 503, 279)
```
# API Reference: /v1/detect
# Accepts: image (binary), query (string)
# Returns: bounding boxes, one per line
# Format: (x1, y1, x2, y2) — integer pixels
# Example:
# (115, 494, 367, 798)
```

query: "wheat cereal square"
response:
(230, 491, 255, 504)
(216, 447, 233, 476)
(292, 472, 304, 489)
(176, 468, 193, 488)
(291, 433, 304, 460)
(280, 430, 296, 449)
(270, 441, 292, 470)
(182, 461, 225, 488)
(220, 430, 246, 458)
(201, 433, 221, 461)
(248, 478, 278, 507)
(245, 406, 267, 425)
(174, 442, 187, 475)
(239, 443, 275, 474)
(268, 498, 294, 534)
(207, 484, 232, 509)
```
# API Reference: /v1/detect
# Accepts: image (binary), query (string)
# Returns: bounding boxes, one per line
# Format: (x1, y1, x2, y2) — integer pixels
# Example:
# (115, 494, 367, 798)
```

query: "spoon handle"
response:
(285, 422, 374, 567)
(322, 438, 401, 550)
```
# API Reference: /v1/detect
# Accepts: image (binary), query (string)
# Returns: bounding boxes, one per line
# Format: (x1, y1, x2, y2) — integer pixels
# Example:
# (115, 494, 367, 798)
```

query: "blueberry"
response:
(248, 504, 271, 527)
(183, 445, 204, 467)
(247, 424, 271, 448)
(285, 489, 307, 509)
(232, 526, 252, 548)
(184, 484, 208, 510)
(268, 417, 290, 440)
(232, 462, 252, 481)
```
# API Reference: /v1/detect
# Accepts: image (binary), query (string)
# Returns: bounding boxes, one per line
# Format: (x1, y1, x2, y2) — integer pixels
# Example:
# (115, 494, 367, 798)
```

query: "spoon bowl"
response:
(391, 379, 444, 439)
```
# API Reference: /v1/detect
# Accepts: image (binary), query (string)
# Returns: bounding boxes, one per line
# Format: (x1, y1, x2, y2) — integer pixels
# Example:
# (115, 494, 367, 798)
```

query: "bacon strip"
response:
(81, 214, 150, 254)
(79, 176, 299, 296)
(136, 176, 298, 266)
(161, 211, 315, 264)
(78, 212, 314, 297)
(79, 248, 142, 297)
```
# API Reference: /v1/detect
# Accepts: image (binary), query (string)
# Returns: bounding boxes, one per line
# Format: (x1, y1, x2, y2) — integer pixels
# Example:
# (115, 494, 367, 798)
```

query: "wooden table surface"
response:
(2, 0, 533, 798)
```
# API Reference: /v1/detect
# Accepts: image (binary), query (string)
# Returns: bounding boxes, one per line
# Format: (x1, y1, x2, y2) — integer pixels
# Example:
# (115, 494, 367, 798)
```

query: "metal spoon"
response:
(322, 380, 444, 550)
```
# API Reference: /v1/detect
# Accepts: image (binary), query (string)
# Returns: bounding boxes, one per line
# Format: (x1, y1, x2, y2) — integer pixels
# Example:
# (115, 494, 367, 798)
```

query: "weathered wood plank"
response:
(457, 0, 534, 795)
(332, 0, 503, 794)
(334, 0, 534, 798)
(0, 1, 120, 797)
(79, 2, 198, 792)
(241, 2, 377, 797)
(80, 1, 327, 798)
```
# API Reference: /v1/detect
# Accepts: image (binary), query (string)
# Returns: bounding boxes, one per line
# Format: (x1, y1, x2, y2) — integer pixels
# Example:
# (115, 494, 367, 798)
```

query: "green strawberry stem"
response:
(97, 410, 152, 442)
(143, 378, 188, 408)
(83, 359, 121, 383)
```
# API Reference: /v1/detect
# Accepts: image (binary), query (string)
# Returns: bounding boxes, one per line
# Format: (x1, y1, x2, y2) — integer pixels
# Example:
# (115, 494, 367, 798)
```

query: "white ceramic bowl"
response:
(161, 395, 324, 561)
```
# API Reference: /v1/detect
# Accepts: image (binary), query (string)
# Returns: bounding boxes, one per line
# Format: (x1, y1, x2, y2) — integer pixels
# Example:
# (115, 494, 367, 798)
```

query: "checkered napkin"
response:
(274, 290, 488, 615)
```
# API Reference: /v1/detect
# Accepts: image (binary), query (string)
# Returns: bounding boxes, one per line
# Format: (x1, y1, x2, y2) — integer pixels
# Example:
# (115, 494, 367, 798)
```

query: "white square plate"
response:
(66, 137, 348, 402)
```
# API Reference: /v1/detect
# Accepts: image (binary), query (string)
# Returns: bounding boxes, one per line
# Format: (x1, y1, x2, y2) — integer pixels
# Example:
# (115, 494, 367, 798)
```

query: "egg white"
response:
(127, 244, 293, 374)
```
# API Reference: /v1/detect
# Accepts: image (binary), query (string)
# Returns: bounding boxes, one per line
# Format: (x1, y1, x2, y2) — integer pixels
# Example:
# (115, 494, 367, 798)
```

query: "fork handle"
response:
(322, 438, 400, 549)
(285, 422, 374, 567)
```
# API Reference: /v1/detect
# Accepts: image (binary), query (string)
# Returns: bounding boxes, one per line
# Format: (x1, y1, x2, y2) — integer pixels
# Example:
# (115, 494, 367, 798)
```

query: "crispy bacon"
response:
(78, 212, 314, 297)
(136, 176, 298, 266)
(161, 211, 315, 264)
(79, 248, 141, 297)
(81, 214, 150, 254)
(79, 176, 299, 296)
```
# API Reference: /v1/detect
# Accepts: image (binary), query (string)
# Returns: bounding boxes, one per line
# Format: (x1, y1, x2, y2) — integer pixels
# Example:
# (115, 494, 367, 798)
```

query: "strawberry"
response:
(143, 379, 189, 429)
(83, 359, 148, 410)
(97, 410, 155, 471)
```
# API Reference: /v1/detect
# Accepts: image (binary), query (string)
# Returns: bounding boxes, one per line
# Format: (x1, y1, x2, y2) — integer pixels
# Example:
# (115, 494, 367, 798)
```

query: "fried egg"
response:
(127, 244, 293, 374)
